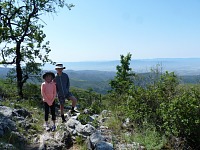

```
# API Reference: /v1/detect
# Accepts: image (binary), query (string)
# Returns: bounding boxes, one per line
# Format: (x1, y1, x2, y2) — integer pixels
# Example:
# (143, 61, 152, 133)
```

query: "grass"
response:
(102, 110, 167, 150)
(0, 98, 44, 146)
(133, 127, 167, 150)
(104, 115, 121, 134)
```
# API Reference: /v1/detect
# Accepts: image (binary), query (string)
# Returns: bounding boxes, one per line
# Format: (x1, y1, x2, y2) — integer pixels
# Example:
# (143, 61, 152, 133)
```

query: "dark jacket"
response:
(55, 72, 70, 97)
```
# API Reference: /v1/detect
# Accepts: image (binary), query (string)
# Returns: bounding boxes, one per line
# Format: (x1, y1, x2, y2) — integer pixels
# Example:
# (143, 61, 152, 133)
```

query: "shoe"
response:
(70, 109, 79, 113)
(45, 125, 50, 131)
(51, 125, 56, 132)
(62, 119, 66, 123)
(61, 114, 66, 123)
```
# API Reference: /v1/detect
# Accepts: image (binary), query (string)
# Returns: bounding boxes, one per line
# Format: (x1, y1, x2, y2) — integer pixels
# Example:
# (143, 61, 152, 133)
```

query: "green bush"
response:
(111, 71, 179, 126)
(71, 87, 105, 113)
(0, 79, 18, 99)
(160, 87, 200, 147)
(23, 83, 41, 100)
(109, 70, 200, 148)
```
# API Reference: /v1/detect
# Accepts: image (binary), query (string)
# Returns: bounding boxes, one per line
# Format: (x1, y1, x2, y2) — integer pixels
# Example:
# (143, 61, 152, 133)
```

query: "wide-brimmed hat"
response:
(42, 71, 55, 79)
(55, 63, 66, 69)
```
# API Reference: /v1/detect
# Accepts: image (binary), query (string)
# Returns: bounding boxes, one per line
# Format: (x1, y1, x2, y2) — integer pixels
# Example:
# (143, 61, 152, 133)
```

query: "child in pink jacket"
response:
(41, 72, 56, 131)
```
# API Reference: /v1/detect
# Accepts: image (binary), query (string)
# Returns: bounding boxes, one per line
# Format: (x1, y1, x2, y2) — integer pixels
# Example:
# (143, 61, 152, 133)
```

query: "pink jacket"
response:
(41, 81, 56, 106)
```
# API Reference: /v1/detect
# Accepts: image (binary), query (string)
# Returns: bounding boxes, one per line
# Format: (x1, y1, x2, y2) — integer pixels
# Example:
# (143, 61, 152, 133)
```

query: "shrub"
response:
(109, 70, 200, 148)
(23, 83, 41, 100)
(160, 87, 200, 148)
(0, 79, 18, 99)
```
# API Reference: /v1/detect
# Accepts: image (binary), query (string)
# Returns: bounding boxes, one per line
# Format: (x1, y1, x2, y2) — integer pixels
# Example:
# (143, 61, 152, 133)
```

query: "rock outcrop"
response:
(0, 106, 30, 149)
(0, 105, 145, 150)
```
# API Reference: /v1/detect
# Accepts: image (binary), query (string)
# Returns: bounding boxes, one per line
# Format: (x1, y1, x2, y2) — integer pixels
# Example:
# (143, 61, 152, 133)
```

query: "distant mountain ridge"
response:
(1, 58, 200, 94)
(44, 58, 200, 75)
(1, 58, 200, 76)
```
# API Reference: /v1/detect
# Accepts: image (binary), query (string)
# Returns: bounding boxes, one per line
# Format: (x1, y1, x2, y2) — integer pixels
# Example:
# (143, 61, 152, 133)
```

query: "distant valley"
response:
(44, 58, 200, 76)
(1, 58, 200, 94)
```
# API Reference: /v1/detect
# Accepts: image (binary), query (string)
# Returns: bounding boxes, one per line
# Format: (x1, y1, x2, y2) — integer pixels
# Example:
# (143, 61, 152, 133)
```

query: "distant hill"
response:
(1, 58, 200, 94)
(0, 67, 10, 78)
(0, 68, 115, 94)
(44, 58, 200, 76)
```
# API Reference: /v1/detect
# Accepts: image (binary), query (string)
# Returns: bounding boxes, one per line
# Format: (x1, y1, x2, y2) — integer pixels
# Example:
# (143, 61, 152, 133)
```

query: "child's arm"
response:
(48, 83, 57, 106)
(53, 82, 57, 98)
(52, 83, 57, 102)
(41, 83, 49, 102)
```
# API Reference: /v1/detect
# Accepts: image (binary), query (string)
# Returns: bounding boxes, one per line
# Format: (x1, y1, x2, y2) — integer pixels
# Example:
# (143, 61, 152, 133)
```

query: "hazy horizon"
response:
(43, 58, 200, 76)
(53, 57, 200, 63)
(1, 58, 200, 76)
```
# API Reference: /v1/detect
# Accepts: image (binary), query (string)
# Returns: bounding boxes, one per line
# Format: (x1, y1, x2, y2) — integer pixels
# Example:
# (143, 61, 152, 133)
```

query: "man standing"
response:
(55, 63, 78, 122)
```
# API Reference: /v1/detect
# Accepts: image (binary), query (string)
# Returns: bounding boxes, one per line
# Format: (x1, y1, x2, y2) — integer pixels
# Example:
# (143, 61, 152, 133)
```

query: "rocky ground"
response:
(0, 104, 146, 150)
(1, 103, 192, 150)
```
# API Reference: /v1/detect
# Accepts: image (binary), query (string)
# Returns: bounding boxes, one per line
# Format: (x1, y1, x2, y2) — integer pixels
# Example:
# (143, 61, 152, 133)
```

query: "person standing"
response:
(41, 72, 57, 131)
(54, 63, 78, 123)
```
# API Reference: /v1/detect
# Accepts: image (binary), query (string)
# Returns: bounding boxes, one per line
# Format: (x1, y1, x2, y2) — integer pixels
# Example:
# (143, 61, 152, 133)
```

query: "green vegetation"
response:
(0, 53, 200, 149)
(0, 0, 74, 98)
(0, 94, 44, 149)
(105, 53, 200, 149)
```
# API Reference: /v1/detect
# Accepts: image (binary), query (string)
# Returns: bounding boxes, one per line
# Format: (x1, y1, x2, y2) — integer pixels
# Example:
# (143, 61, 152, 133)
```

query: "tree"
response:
(0, 0, 74, 98)
(109, 52, 135, 95)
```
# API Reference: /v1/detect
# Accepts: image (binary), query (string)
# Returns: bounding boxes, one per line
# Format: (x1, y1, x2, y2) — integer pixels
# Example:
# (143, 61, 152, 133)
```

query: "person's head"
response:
(43, 72, 55, 83)
(55, 63, 65, 74)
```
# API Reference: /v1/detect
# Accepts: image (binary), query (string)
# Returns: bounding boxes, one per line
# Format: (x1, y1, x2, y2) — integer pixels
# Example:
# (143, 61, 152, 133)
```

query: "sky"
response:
(42, 0, 200, 62)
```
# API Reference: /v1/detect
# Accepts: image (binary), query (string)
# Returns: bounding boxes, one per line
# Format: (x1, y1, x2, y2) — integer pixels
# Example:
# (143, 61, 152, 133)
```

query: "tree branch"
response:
(0, 43, 16, 64)
(20, 1, 38, 43)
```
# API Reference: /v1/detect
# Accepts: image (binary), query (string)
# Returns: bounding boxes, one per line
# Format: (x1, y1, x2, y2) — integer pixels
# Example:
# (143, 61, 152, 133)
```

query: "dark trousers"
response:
(44, 101, 56, 121)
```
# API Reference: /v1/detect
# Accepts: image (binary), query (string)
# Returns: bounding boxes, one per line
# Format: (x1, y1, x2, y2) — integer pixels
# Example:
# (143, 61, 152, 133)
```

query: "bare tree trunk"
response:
(16, 42, 23, 98)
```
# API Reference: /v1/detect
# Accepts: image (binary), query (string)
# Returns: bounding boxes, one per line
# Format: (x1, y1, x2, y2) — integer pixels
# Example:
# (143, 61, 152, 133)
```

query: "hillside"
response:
(67, 70, 115, 94)
(1, 66, 200, 94)
(1, 58, 200, 94)
(0, 67, 10, 78)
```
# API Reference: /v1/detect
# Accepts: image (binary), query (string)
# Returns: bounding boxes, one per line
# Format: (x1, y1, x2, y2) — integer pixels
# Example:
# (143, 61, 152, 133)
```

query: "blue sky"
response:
(42, 0, 200, 62)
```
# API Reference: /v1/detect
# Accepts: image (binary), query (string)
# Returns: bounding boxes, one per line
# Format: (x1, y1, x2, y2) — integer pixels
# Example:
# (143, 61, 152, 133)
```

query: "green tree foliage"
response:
(71, 87, 104, 114)
(126, 71, 179, 125)
(108, 52, 135, 112)
(109, 52, 135, 95)
(7, 62, 42, 84)
(108, 56, 200, 148)
(121, 70, 200, 148)
(160, 87, 200, 147)
(0, 78, 17, 98)
(0, 0, 74, 98)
